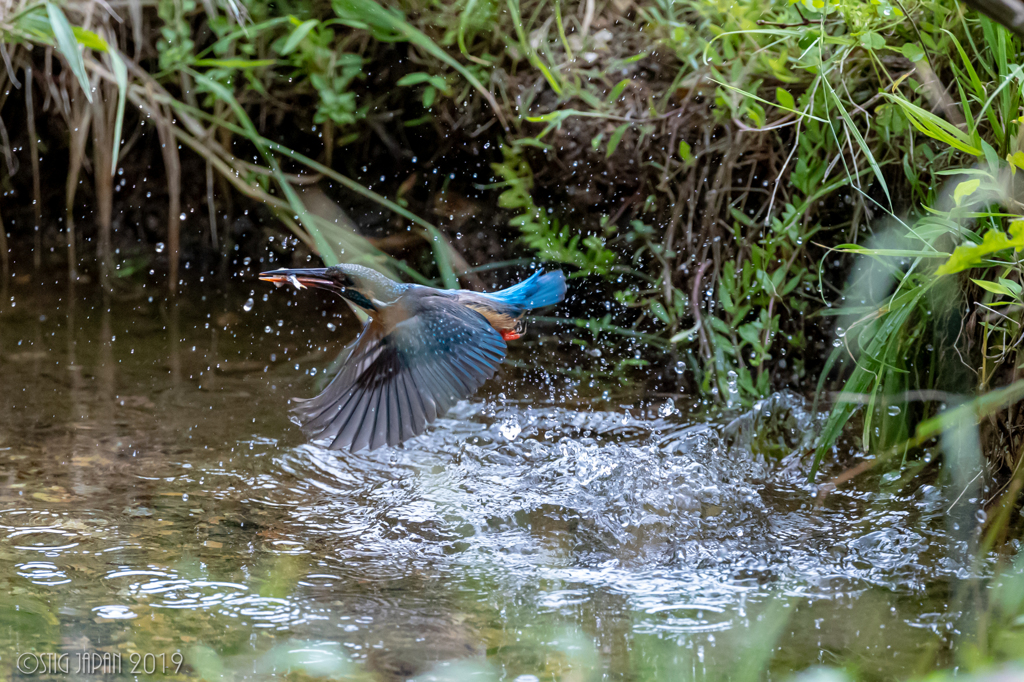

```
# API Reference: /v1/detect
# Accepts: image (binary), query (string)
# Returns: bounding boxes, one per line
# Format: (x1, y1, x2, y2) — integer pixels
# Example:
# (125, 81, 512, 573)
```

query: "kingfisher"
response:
(259, 264, 566, 451)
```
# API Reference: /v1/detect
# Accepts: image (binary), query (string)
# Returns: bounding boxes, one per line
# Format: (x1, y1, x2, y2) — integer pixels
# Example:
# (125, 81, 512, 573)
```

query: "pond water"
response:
(0, 277, 974, 680)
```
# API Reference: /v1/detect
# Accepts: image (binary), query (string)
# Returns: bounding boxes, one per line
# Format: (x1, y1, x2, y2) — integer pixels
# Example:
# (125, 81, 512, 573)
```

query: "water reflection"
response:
(0, 281, 968, 679)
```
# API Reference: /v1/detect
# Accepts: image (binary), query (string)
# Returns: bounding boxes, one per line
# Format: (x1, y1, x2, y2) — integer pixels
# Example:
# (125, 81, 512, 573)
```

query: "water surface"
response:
(0, 279, 968, 679)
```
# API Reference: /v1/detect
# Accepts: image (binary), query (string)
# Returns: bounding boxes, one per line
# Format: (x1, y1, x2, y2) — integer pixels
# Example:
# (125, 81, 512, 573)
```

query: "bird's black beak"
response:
(259, 268, 341, 292)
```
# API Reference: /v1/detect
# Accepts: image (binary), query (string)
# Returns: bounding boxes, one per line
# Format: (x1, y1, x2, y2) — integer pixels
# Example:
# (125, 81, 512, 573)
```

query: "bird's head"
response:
(259, 263, 405, 312)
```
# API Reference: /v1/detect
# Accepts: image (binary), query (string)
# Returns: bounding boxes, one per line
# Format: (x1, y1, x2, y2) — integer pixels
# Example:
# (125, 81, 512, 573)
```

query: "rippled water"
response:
(0, 280, 971, 679)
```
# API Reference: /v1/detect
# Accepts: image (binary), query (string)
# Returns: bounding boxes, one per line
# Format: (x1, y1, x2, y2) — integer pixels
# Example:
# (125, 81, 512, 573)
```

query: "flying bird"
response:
(259, 264, 566, 451)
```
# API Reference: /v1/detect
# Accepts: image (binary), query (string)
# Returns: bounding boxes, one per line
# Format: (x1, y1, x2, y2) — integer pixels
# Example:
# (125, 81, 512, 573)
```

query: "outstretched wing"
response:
(293, 298, 507, 451)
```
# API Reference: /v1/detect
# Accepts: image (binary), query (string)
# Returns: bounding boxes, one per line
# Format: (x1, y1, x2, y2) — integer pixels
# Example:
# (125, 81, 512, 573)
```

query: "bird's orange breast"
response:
(464, 303, 520, 336)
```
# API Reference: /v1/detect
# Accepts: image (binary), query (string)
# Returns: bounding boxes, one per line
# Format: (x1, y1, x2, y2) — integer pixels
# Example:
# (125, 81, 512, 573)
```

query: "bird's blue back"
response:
(477, 269, 567, 312)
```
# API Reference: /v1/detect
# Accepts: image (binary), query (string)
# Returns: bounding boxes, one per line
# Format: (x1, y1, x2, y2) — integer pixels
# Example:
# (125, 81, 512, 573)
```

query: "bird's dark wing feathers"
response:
(292, 298, 507, 451)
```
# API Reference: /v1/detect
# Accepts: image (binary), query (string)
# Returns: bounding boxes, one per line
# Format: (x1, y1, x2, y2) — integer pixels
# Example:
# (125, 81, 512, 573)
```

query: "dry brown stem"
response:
(91, 74, 115, 291)
(154, 105, 182, 295)
(65, 89, 92, 281)
(23, 63, 42, 271)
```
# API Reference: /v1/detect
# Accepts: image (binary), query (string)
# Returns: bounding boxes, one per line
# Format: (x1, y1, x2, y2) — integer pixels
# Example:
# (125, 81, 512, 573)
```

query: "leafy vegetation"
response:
(6, 0, 1024, 498)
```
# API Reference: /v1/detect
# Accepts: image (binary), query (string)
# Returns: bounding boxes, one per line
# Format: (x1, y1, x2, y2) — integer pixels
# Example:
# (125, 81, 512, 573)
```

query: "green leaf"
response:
(193, 58, 277, 68)
(397, 72, 432, 86)
(719, 281, 735, 313)
(936, 221, 1024, 275)
(972, 279, 1014, 296)
(678, 139, 692, 164)
(943, 29, 988, 104)
(999, 277, 1023, 297)
(812, 285, 929, 476)
(833, 244, 948, 258)
(333, 0, 502, 115)
(669, 324, 700, 344)
(72, 26, 108, 52)
(825, 81, 891, 209)
(710, 316, 733, 335)
(953, 178, 981, 206)
(981, 139, 1001, 173)
(280, 18, 318, 55)
(781, 275, 801, 296)
(649, 300, 670, 324)
(900, 42, 925, 62)
(775, 86, 794, 111)
(108, 46, 128, 177)
(424, 225, 458, 289)
(711, 79, 828, 122)
(607, 78, 630, 104)
(606, 123, 630, 158)
(738, 322, 762, 348)
(860, 31, 886, 50)
(47, 4, 92, 102)
(884, 93, 983, 156)
(397, 72, 450, 94)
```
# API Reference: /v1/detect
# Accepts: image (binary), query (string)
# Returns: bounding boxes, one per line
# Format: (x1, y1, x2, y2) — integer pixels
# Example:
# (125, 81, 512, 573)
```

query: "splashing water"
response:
(500, 416, 522, 440)
(0, 284, 975, 680)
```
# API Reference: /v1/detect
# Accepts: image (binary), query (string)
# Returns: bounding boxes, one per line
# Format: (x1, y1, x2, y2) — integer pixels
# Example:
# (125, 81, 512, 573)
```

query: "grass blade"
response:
(824, 79, 892, 211)
(885, 94, 983, 157)
(186, 68, 339, 264)
(423, 225, 459, 289)
(108, 46, 127, 176)
(280, 19, 318, 55)
(332, 0, 508, 127)
(46, 3, 92, 102)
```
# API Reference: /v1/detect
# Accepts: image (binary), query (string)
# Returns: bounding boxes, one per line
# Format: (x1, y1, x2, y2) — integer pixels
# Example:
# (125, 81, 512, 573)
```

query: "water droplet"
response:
(725, 370, 740, 409)
(500, 417, 522, 440)
(888, 405, 902, 416)
(976, 509, 987, 523)
(326, 322, 337, 332)
(658, 399, 678, 418)
(155, 242, 165, 253)
(243, 298, 254, 312)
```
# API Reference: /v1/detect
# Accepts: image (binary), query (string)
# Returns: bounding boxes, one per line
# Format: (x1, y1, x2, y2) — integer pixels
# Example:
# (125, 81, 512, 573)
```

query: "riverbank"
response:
(4, 0, 1024, 487)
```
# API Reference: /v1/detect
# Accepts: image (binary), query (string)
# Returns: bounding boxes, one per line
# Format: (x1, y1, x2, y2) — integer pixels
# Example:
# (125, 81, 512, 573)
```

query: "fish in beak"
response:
(258, 268, 340, 292)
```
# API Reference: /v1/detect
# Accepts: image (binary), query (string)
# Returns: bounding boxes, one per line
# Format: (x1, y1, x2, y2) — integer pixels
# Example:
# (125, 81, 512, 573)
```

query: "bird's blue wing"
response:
(293, 298, 507, 451)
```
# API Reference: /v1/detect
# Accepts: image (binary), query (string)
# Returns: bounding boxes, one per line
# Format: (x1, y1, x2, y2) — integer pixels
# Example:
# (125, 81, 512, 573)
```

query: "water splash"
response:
(0, 288, 972, 681)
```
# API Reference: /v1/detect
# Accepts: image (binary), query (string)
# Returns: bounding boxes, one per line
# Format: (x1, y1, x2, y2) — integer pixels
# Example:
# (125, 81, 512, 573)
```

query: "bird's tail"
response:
(486, 269, 567, 310)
